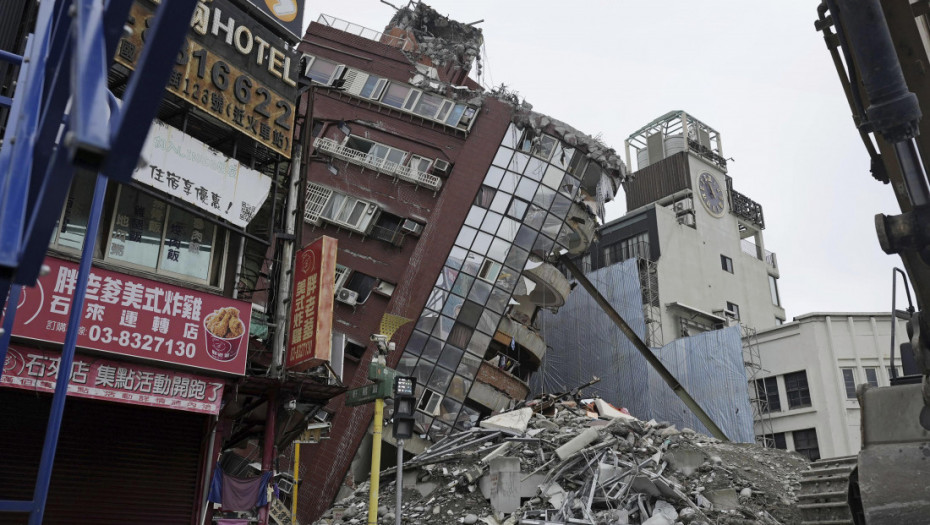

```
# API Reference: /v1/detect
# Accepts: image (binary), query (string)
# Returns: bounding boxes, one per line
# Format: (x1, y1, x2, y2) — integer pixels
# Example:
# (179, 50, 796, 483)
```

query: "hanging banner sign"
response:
(245, 0, 305, 43)
(286, 237, 337, 371)
(115, 0, 299, 158)
(134, 120, 272, 227)
(4, 257, 252, 375)
(1, 345, 225, 415)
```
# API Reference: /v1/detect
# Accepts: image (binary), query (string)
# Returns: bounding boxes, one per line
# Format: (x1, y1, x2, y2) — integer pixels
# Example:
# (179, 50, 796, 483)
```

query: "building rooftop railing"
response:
(316, 14, 413, 51)
(730, 188, 765, 229)
(741, 239, 777, 270)
(314, 137, 442, 191)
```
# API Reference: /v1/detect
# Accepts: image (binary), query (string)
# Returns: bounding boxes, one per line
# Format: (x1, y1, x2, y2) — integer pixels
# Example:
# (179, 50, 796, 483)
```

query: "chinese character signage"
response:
(135, 120, 272, 227)
(245, 0, 305, 43)
(115, 0, 298, 158)
(286, 237, 337, 371)
(1, 345, 225, 415)
(4, 257, 252, 375)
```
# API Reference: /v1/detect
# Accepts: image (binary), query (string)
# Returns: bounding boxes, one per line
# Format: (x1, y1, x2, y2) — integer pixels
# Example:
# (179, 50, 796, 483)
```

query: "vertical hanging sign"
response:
(286, 237, 337, 371)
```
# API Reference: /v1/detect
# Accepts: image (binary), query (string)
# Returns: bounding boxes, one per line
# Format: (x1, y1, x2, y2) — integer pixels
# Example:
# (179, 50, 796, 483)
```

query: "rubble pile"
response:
(316, 402, 808, 525)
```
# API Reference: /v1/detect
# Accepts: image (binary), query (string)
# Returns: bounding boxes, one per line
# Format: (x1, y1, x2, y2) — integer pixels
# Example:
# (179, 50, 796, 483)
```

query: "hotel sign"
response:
(116, 0, 299, 158)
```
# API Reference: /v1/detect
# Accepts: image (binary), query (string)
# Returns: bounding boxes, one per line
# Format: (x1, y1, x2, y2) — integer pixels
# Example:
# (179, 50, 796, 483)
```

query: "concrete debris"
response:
(315, 400, 808, 525)
(480, 407, 533, 435)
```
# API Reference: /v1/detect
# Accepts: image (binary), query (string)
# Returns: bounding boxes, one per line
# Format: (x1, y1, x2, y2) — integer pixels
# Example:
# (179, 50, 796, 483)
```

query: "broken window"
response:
(784, 371, 812, 409)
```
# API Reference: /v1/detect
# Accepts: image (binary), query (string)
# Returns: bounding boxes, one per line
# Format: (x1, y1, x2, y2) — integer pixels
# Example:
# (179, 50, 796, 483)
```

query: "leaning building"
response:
(295, 5, 625, 520)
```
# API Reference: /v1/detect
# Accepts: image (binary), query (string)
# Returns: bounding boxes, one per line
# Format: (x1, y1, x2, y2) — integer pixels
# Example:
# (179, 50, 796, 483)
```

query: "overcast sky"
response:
(303, 1, 906, 320)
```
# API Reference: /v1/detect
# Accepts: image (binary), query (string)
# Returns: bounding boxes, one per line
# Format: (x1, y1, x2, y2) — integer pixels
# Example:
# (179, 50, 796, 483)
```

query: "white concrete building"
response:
(751, 312, 908, 460)
(580, 111, 786, 346)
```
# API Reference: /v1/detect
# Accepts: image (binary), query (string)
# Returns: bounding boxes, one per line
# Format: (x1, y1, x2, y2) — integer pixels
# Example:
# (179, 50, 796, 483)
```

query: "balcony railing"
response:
(741, 239, 777, 270)
(730, 188, 765, 229)
(317, 14, 413, 50)
(314, 137, 442, 191)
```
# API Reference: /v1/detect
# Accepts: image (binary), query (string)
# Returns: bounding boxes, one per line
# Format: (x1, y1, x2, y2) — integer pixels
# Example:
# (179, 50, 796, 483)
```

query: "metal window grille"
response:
(305, 183, 332, 224)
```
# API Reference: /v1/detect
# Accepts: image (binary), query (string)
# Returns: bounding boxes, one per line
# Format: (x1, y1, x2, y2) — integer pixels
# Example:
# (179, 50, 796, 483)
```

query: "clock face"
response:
(698, 172, 725, 217)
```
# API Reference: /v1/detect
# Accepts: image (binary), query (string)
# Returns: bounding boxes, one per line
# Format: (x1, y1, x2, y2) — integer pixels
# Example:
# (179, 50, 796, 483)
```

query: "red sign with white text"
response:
(286, 237, 336, 371)
(5, 256, 251, 375)
(1, 345, 225, 414)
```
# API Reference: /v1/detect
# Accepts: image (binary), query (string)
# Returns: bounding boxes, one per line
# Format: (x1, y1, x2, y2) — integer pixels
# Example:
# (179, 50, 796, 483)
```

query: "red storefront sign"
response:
(1, 345, 225, 415)
(286, 237, 336, 371)
(5, 256, 252, 375)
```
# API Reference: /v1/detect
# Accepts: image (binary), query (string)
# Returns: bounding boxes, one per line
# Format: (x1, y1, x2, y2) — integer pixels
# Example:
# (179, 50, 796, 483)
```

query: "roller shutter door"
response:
(0, 389, 206, 524)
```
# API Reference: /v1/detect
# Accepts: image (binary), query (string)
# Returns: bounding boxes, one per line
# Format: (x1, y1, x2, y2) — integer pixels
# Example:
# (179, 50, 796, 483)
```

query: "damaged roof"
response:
(388, 2, 484, 73)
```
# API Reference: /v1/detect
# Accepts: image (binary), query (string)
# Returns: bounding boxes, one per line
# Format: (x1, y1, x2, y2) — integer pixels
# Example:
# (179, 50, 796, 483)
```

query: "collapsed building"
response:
(316, 402, 809, 525)
(295, 4, 626, 521)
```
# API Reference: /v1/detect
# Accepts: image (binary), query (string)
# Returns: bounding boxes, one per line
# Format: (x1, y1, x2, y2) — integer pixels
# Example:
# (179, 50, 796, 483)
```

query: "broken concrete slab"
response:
(705, 488, 739, 511)
(487, 457, 521, 514)
(593, 398, 637, 421)
(554, 427, 600, 460)
(666, 448, 707, 476)
(479, 407, 533, 435)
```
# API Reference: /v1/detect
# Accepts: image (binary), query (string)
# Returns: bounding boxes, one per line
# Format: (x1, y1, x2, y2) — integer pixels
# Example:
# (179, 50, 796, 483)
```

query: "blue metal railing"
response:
(0, 1, 200, 523)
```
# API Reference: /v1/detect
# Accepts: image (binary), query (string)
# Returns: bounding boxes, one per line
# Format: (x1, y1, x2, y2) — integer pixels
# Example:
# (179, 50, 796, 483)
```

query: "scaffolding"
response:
(637, 258, 663, 347)
(742, 325, 775, 447)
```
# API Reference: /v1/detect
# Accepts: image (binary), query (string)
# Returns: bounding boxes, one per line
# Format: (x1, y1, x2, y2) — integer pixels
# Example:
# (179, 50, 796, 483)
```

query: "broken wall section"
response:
(534, 261, 755, 442)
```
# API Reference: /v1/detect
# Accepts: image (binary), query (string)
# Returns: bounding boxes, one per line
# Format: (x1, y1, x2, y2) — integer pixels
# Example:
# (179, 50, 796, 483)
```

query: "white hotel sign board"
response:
(133, 120, 272, 228)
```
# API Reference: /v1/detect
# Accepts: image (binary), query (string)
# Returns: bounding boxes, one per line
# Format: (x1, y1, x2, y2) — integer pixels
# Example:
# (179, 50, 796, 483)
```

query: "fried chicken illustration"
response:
(205, 307, 244, 338)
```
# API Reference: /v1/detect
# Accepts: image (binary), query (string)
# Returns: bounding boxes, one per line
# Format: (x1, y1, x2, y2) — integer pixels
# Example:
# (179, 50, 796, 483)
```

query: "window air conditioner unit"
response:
(336, 288, 359, 306)
(432, 158, 451, 176)
(678, 213, 695, 226)
(673, 202, 684, 212)
(400, 219, 423, 236)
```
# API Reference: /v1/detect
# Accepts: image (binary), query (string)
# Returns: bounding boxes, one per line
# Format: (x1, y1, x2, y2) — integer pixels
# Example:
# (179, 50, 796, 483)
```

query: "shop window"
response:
(721, 255, 733, 273)
(54, 180, 226, 286)
(793, 428, 820, 461)
(842, 368, 856, 398)
(784, 371, 812, 409)
(755, 376, 780, 412)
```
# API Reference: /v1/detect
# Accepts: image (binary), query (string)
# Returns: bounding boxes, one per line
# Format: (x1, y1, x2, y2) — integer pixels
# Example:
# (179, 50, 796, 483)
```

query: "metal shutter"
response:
(0, 389, 206, 525)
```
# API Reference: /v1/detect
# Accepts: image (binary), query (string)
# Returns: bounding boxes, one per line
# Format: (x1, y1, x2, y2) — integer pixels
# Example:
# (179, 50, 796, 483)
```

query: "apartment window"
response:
(370, 212, 404, 246)
(793, 428, 820, 461)
(359, 75, 387, 99)
(721, 255, 733, 273)
(887, 366, 902, 380)
(305, 182, 378, 234)
(755, 376, 780, 412)
(604, 232, 649, 265)
(864, 367, 879, 387)
(344, 136, 406, 169)
(726, 301, 740, 320)
(408, 155, 432, 174)
(343, 270, 378, 304)
(784, 371, 812, 409)
(412, 92, 445, 119)
(382, 83, 413, 108)
(841, 368, 857, 398)
(769, 275, 781, 306)
(775, 317, 784, 326)
(304, 56, 345, 85)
